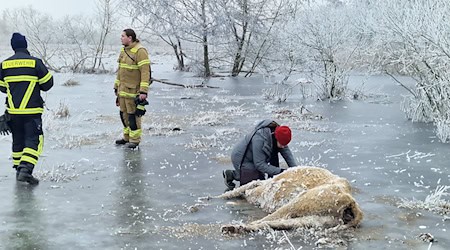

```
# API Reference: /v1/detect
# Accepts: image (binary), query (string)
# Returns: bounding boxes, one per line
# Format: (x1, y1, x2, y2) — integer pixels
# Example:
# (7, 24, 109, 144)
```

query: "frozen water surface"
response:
(0, 67, 448, 249)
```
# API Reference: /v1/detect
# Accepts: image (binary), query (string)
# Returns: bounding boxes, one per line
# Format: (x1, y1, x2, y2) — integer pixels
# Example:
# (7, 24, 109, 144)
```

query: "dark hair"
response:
(123, 28, 139, 42)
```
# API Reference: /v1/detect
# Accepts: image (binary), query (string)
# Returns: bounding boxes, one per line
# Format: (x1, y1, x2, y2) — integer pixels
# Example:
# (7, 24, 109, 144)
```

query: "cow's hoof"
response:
(221, 224, 243, 234)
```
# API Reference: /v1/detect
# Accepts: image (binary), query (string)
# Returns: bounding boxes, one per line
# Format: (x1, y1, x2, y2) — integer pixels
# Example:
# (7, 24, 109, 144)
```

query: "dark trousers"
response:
(8, 114, 43, 171)
(239, 149, 280, 186)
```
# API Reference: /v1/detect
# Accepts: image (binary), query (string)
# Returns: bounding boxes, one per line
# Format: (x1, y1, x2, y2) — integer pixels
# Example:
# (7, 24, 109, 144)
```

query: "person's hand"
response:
(0, 128, 10, 135)
(0, 114, 11, 135)
(115, 97, 119, 107)
(114, 88, 118, 96)
(139, 93, 147, 101)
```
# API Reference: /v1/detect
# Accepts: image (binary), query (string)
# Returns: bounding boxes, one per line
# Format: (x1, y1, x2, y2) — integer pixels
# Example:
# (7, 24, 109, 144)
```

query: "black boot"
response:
(115, 139, 129, 145)
(128, 142, 139, 149)
(17, 164, 39, 185)
(223, 170, 236, 191)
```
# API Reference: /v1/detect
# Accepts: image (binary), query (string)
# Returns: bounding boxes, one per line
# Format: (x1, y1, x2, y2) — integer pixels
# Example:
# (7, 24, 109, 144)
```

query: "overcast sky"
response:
(0, 0, 96, 18)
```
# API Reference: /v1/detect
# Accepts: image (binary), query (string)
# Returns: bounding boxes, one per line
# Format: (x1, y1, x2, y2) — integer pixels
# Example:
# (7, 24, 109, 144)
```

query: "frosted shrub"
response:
(54, 101, 70, 118)
(297, 78, 313, 99)
(190, 111, 224, 126)
(371, 1, 450, 142)
(34, 163, 79, 182)
(223, 105, 249, 116)
(286, 5, 361, 100)
(314, 66, 349, 101)
(185, 129, 237, 151)
(262, 83, 294, 103)
(56, 134, 98, 149)
(185, 136, 217, 151)
(62, 78, 80, 87)
(400, 96, 433, 123)
(425, 186, 449, 207)
(435, 118, 450, 143)
(399, 186, 450, 216)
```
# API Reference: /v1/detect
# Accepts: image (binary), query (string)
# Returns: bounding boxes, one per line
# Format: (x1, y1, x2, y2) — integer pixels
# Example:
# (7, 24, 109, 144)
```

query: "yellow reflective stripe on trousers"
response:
(2, 59, 36, 69)
(129, 129, 142, 138)
(12, 152, 23, 158)
(19, 81, 36, 109)
(12, 152, 23, 165)
(7, 108, 44, 114)
(21, 155, 38, 165)
(123, 127, 130, 135)
(39, 72, 52, 84)
(119, 91, 136, 98)
(137, 59, 150, 67)
(0, 79, 6, 87)
(37, 135, 44, 155)
(23, 147, 40, 158)
(119, 63, 139, 70)
(3, 75, 38, 82)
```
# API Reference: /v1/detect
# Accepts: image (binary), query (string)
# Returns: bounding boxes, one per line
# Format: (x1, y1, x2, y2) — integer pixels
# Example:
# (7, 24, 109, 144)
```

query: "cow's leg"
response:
(252, 216, 338, 230)
(216, 180, 264, 199)
(222, 216, 338, 234)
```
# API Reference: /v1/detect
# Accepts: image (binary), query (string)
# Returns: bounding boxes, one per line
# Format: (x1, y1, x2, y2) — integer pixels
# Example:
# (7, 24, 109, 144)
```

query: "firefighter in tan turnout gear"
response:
(114, 29, 151, 149)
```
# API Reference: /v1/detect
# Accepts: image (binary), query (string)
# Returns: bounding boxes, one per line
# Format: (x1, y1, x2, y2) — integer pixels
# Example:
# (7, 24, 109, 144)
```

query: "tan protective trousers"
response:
(118, 96, 142, 144)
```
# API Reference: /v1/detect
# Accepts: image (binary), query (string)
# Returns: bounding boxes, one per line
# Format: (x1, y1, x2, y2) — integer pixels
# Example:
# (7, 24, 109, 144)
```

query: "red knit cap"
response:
(274, 126, 292, 146)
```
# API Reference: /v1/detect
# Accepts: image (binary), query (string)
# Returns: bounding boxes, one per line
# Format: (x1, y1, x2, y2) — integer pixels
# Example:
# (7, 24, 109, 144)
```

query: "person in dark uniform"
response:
(222, 119, 297, 191)
(0, 33, 54, 185)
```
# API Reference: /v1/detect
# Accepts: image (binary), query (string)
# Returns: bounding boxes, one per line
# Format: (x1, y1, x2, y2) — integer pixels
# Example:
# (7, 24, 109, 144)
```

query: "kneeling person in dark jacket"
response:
(222, 119, 297, 191)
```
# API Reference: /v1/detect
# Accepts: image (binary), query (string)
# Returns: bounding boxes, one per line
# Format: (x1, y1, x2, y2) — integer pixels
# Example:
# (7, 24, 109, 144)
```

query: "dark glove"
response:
(115, 97, 119, 107)
(0, 113, 11, 135)
(134, 96, 149, 117)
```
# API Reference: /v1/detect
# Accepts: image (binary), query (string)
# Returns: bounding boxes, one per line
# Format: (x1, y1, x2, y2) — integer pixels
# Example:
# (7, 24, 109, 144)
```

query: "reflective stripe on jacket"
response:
(115, 42, 151, 97)
(0, 49, 53, 115)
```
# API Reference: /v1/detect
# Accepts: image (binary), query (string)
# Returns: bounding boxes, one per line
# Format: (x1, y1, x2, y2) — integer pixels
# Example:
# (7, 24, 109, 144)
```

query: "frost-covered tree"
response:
(3, 6, 58, 71)
(91, 0, 118, 72)
(124, 0, 216, 77)
(124, 0, 205, 73)
(217, 0, 300, 76)
(174, 0, 217, 77)
(0, 13, 11, 42)
(124, 0, 302, 78)
(0, 3, 119, 73)
(124, 0, 187, 71)
(57, 15, 95, 72)
(287, 3, 364, 100)
(368, 0, 450, 142)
